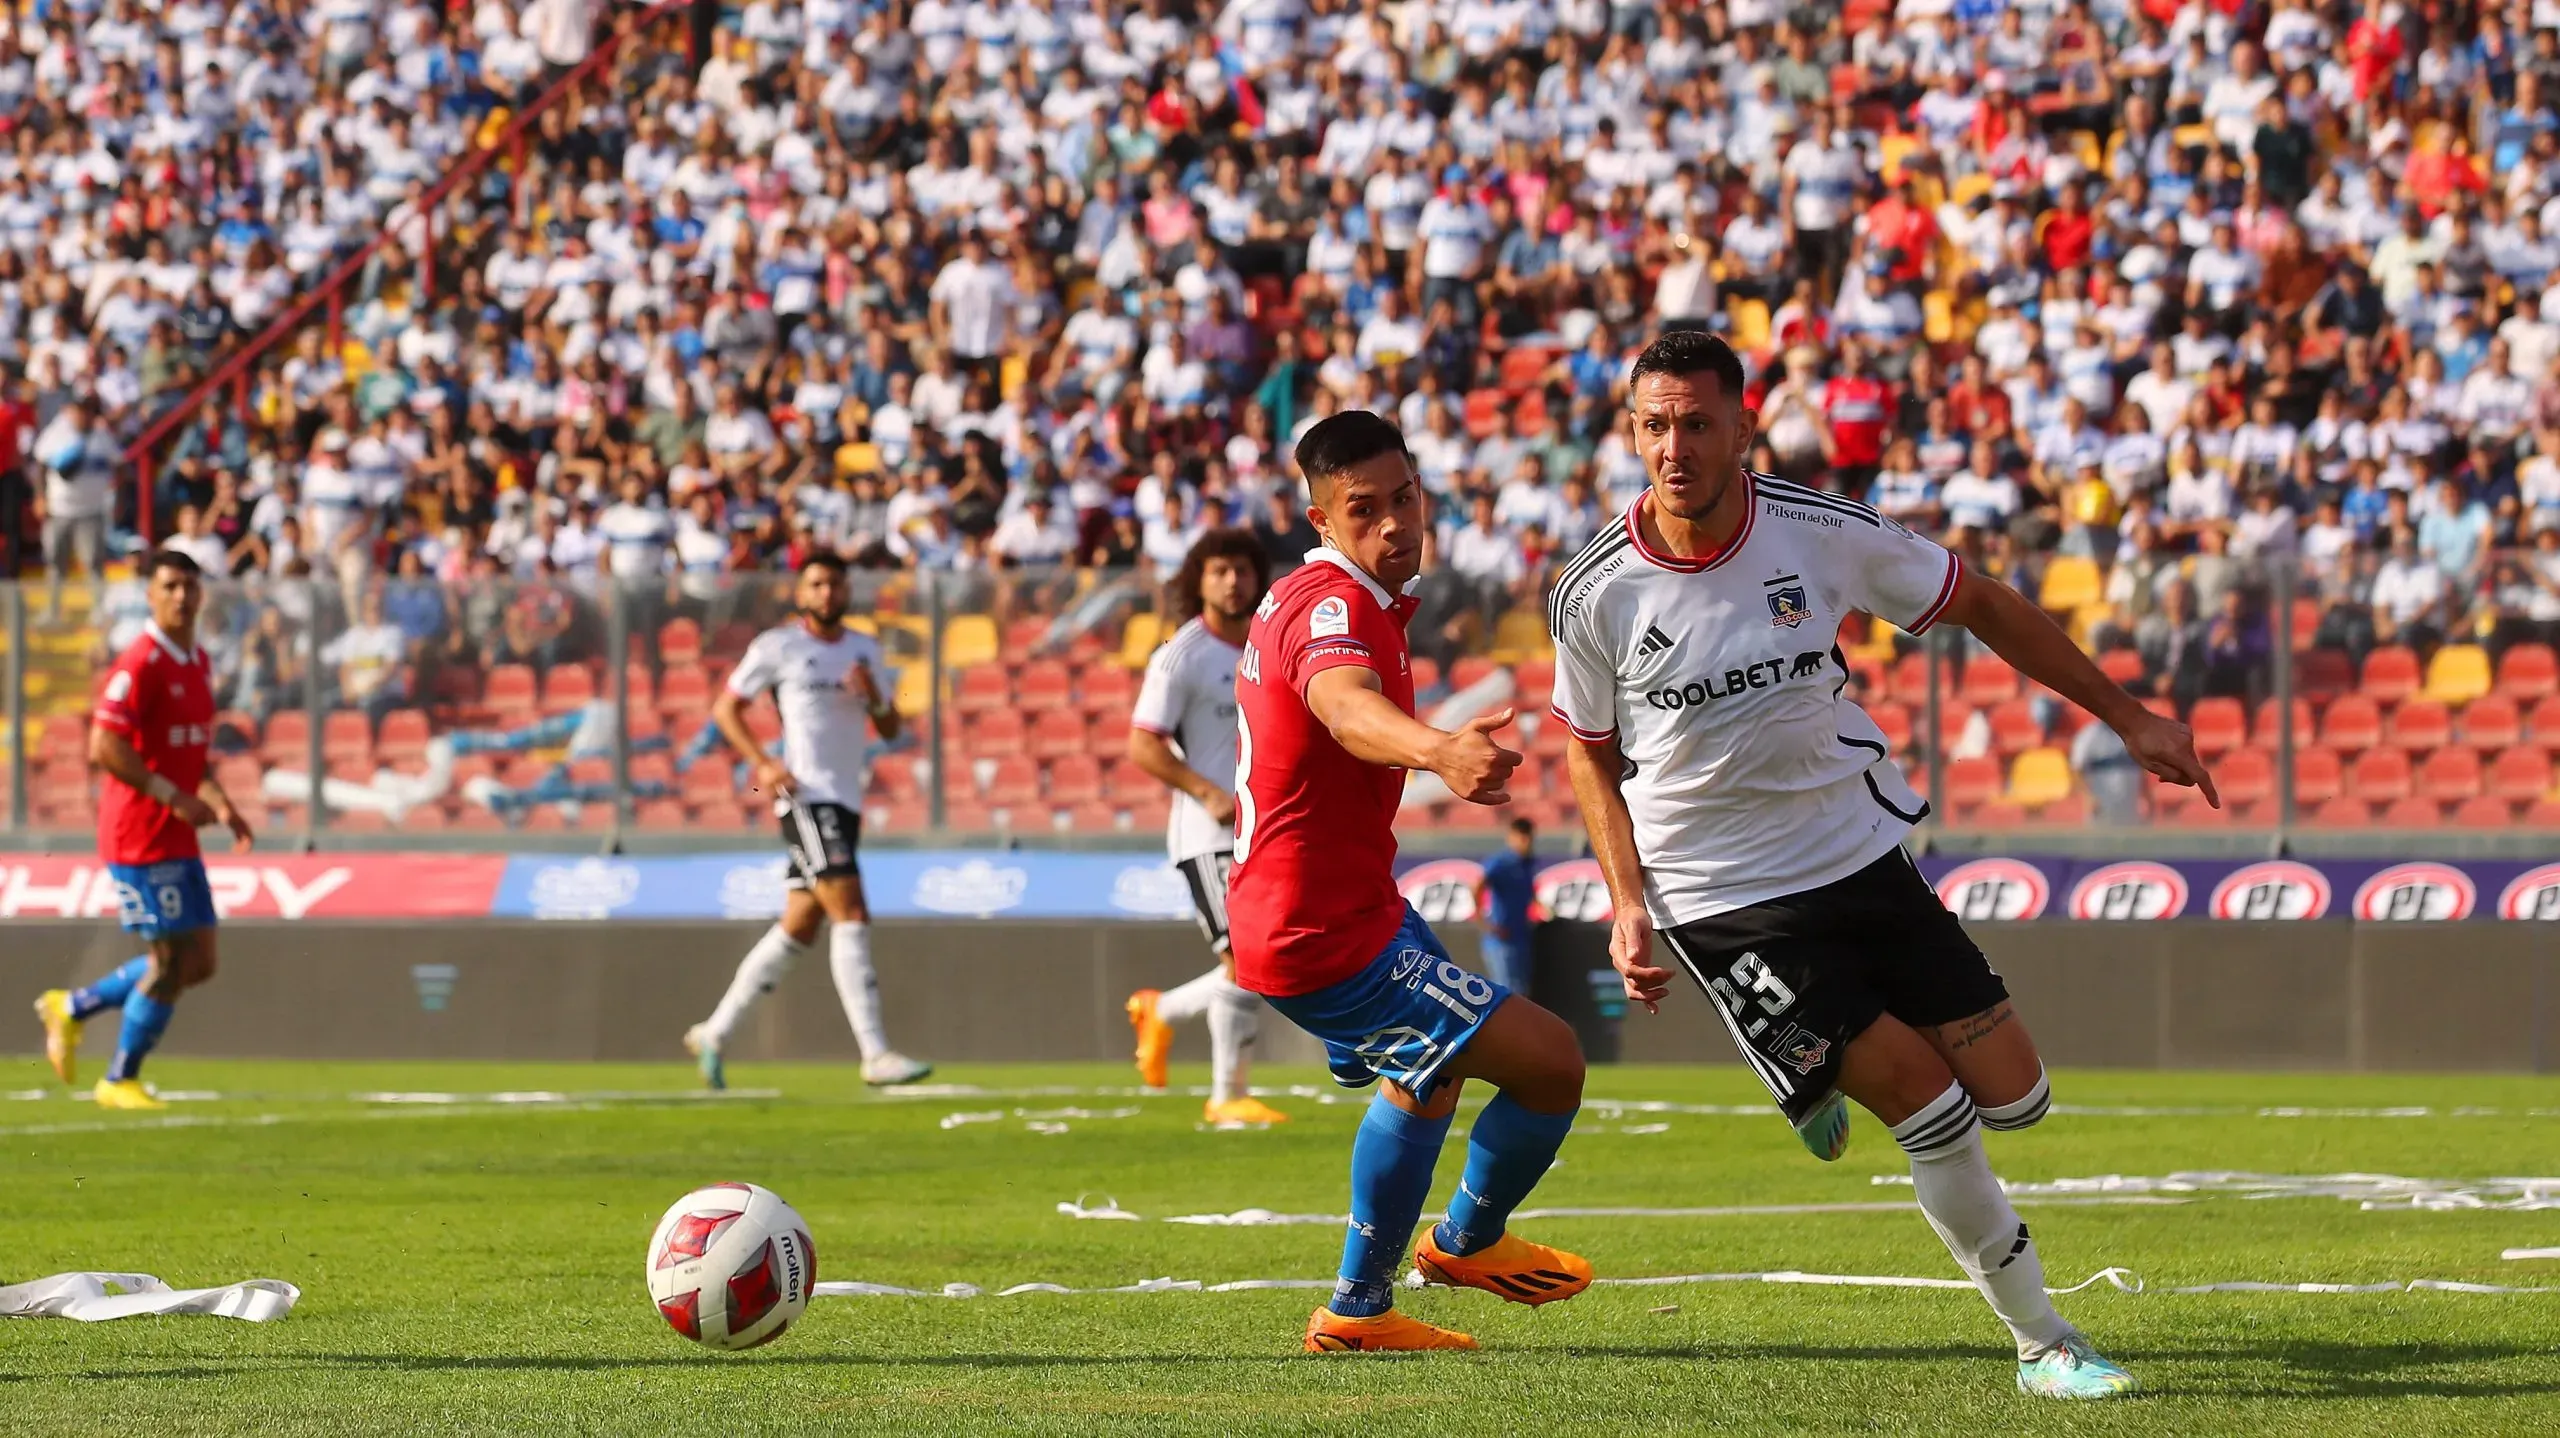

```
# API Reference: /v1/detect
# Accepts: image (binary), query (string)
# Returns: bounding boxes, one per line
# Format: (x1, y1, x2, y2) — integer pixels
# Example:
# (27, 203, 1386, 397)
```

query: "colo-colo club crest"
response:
(1765, 572, 1811, 627)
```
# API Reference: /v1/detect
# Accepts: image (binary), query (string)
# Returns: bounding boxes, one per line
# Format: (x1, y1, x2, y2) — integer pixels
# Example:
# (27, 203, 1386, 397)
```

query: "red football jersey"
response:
(93, 624, 217, 866)
(1227, 548, 1420, 998)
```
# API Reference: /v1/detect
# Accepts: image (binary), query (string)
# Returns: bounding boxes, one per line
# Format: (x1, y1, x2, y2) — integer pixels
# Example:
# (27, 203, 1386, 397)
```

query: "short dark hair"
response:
(1627, 330, 1747, 402)
(1293, 410, 1412, 504)
(144, 548, 202, 581)
(1172, 526, 1271, 622)
(1508, 816, 1535, 837)
(798, 549, 849, 578)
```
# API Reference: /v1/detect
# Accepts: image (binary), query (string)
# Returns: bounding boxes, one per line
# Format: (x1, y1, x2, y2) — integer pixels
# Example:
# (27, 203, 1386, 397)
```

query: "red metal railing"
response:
(121, 0, 697, 544)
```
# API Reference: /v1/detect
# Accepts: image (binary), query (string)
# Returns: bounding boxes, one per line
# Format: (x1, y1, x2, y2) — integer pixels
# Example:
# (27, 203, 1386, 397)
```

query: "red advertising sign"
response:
(0, 855, 508, 920)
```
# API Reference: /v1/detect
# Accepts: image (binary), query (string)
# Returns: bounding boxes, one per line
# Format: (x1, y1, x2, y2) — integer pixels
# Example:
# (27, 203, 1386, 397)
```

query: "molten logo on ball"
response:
(645, 1182, 817, 1350)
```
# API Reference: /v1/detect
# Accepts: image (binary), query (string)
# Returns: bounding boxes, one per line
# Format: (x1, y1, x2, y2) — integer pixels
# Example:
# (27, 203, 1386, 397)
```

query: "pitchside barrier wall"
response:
(3, 920, 2554, 1072)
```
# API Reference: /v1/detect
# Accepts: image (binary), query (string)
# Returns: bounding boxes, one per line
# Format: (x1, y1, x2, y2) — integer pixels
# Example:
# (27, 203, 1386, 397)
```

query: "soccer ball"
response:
(645, 1182, 817, 1350)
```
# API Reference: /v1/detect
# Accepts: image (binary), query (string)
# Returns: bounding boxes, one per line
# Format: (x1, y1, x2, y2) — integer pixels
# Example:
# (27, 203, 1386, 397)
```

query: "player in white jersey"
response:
(683, 552, 933, 1088)
(1551, 333, 2219, 1401)
(1123, 529, 1290, 1126)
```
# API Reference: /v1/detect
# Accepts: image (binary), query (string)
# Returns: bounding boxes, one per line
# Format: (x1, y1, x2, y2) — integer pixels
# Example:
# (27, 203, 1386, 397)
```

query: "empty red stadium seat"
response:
(1003, 616, 1052, 657)
(1027, 710, 1088, 758)
(2096, 649, 2146, 687)
(485, 664, 538, 719)
(680, 761, 736, 805)
(2498, 642, 2559, 699)
(1088, 710, 1132, 755)
(1100, 760, 1154, 803)
(1409, 656, 1441, 693)
(1062, 801, 1124, 834)
(1047, 755, 1104, 805)
(968, 710, 1028, 757)
(1962, 800, 2026, 828)
(2386, 699, 2452, 752)
(2312, 796, 2372, 826)
(1959, 655, 2019, 707)
(2460, 694, 2522, 750)
(628, 753, 676, 788)
(634, 799, 687, 829)
(2452, 795, 2514, 827)
(1870, 701, 1913, 754)
(261, 711, 310, 766)
(2380, 796, 2444, 828)
(2252, 697, 2315, 750)
(2526, 798, 2560, 827)
(658, 665, 711, 719)
(1986, 700, 2044, 755)
(322, 710, 372, 767)
(952, 666, 1009, 715)
(2347, 747, 2413, 803)
(623, 664, 656, 714)
(2292, 746, 2344, 805)
(2170, 797, 2233, 827)
(1079, 664, 1136, 714)
(1450, 656, 1499, 692)
(1463, 388, 1505, 438)
(870, 753, 923, 800)
(2032, 792, 2089, 825)
(2416, 746, 2482, 801)
(332, 810, 388, 833)
(1943, 757, 2001, 808)
(2320, 694, 2383, 752)
(215, 755, 264, 797)
(2218, 747, 2276, 808)
(980, 756, 1041, 805)
(1889, 652, 1935, 706)
(539, 663, 595, 716)
(1498, 346, 1554, 389)
(1016, 660, 1074, 711)
(377, 709, 430, 765)
(2361, 646, 2422, 702)
(1513, 659, 1555, 711)
(2187, 697, 2245, 756)
(658, 618, 703, 666)
(2530, 696, 2560, 747)
(2489, 746, 2556, 802)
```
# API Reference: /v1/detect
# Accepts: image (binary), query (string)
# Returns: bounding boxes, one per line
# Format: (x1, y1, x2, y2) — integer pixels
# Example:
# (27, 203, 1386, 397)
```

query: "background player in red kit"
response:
(33, 550, 253, 1110)
(1227, 411, 1589, 1353)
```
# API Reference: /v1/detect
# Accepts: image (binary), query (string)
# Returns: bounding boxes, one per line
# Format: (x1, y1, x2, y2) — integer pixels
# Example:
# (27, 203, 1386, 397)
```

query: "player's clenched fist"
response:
(1430, 706, 1522, 806)
(1610, 908, 1671, 1014)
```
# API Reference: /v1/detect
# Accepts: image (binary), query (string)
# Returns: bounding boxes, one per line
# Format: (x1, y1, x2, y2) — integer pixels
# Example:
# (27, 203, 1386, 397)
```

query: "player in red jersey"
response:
(32, 551, 253, 1110)
(1227, 411, 1590, 1353)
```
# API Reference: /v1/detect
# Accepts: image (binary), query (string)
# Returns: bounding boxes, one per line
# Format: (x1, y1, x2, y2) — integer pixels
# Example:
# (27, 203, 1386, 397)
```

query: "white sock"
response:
(1892, 1080, 2076, 1359)
(1157, 966, 1227, 1025)
(701, 925, 807, 1047)
(829, 923, 890, 1062)
(1205, 979, 1260, 1105)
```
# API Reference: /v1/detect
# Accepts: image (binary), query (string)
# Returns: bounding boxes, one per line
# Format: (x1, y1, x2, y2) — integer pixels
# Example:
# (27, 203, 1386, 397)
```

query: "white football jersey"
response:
(724, 620, 891, 811)
(1548, 474, 1961, 925)
(1130, 616, 1243, 863)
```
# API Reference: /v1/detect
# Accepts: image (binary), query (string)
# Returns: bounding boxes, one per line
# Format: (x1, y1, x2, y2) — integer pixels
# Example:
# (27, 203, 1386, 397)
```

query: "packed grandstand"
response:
(4, 0, 2560, 836)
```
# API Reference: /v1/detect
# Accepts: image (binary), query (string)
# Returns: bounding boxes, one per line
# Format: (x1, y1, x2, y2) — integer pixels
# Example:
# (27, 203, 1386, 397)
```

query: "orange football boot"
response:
(1125, 989, 1172, 1089)
(1303, 1306, 1478, 1352)
(1412, 1228, 1593, 1306)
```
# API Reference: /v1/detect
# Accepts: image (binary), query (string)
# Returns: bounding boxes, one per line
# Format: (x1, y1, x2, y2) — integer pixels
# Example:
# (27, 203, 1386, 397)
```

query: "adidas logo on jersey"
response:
(1633, 624, 1675, 659)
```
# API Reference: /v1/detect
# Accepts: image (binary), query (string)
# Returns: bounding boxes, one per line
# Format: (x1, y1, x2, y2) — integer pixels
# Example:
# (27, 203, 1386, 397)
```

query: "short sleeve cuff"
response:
(1904, 552, 1963, 635)
(1549, 704, 1615, 742)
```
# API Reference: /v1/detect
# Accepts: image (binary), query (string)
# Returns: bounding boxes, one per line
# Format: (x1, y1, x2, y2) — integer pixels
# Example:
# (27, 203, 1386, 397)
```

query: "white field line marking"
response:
(2505, 1247, 2560, 1260)
(0, 1098, 755, 1139)
(815, 1268, 2560, 1300)
(1055, 1196, 2185, 1225)
(1871, 1171, 2560, 1211)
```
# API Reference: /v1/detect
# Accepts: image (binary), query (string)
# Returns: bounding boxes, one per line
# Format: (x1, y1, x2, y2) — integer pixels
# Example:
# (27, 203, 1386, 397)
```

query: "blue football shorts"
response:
(1264, 904, 1511, 1097)
(108, 858, 218, 941)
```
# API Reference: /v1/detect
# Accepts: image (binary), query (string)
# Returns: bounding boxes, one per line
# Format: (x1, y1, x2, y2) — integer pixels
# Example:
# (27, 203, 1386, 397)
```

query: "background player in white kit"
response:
(684, 552, 932, 1088)
(1551, 332, 2219, 1401)
(1123, 529, 1289, 1126)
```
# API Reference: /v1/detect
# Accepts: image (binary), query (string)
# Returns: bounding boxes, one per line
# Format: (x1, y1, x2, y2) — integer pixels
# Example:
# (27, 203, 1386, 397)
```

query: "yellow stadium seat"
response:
(1119, 612, 1165, 668)
(1727, 297, 1770, 354)
(1878, 133, 1919, 183)
(1923, 289, 1955, 344)
(893, 663, 932, 717)
(1949, 172, 1992, 208)
(2423, 644, 2494, 706)
(998, 353, 1030, 401)
(2037, 555, 2103, 612)
(1487, 609, 1553, 665)
(940, 614, 998, 669)
(2172, 123, 2215, 151)
(834, 441, 882, 478)
(2007, 747, 2075, 808)
(2068, 130, 2102, 171)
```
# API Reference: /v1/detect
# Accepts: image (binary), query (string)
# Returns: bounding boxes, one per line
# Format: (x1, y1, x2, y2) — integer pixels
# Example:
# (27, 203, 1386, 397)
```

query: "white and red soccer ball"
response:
(646, 1182, 816, 1350)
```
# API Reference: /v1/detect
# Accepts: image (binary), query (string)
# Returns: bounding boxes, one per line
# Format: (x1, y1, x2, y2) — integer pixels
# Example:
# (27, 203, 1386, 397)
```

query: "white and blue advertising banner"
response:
(485, 851, 2560, 923)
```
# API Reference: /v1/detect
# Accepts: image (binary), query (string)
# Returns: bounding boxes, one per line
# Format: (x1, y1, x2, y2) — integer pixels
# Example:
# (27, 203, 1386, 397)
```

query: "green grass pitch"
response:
(5, 1057, 2558, 1435)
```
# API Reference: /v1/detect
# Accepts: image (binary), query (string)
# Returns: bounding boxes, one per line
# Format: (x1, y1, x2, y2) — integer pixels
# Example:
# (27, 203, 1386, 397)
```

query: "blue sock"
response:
(106, 993, 175, 1083)
(1329, 1092, 1455, 1318)
(69, 957, 150, 1020)
(1435, 1093, 1579, 1257)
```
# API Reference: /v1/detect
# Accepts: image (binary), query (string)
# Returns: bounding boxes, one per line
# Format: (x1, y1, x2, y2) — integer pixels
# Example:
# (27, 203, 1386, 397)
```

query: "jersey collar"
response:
(143, 620, 202, 665)
(1300, 545, 1415, 608)
(1625, 477, 1755, 574)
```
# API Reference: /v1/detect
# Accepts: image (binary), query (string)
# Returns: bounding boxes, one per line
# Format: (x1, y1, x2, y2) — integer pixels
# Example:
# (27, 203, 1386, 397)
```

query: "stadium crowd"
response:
(9, 0, 2560, 830)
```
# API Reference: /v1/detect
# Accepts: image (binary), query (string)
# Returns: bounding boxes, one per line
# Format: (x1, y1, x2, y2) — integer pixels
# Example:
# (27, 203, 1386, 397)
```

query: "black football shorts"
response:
(1657, 848, 2008, 1125)
(779, 799, 862, 890)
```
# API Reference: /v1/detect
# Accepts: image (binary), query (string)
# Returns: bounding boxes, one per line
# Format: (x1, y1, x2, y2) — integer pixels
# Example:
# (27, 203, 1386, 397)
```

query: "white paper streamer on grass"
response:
(2506, 1247, 2560, 1261)
(0, 1273, 299, 1322)
(1870, 1171, 2560, 1211)
(1056, 1196, 2184, 1225)
(813, 1267, 2560, 1301)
